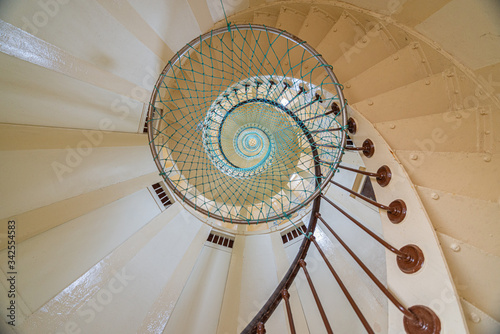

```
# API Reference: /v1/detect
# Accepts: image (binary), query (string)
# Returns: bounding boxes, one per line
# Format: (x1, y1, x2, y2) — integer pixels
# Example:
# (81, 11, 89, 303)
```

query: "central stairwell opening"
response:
(147, 23, 445, 334)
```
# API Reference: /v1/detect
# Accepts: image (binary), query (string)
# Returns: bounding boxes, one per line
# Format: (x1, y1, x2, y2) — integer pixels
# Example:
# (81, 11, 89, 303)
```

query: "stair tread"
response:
(331, 25, 397, 82)
(297, 6, 335, 48)
(352, 73, 450, 123)
(275, 6, 307, 36)
(344, 44, 429, 103)
(374, 108, 480, 153)
(394, 150, 499, 202)
(316, 12, 363, 65)
(416, 185, 500, 256)
(438, 232, 500, 322)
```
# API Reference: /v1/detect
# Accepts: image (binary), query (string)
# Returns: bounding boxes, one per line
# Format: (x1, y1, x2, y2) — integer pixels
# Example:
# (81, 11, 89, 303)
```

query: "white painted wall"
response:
(237, 234, 287, 333)
(163, 244, 231, 334)
(0, 52, 144, 132)
(0, 0, 164, 90)
(0, 146, 157, 219)
(0, 188, 161, 313)
(8, 205, 208, 334)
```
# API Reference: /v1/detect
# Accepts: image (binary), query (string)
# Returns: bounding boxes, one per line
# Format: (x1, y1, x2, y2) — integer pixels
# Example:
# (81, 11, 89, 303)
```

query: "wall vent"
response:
(207, 233, 234, 249)
(281, 224, 307, 244)
(143, 115, 149, 133)
(152, 182, 172, 209)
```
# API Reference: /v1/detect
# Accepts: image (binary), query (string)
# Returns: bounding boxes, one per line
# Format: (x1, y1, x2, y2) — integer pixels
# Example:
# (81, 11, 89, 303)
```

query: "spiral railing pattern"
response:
(148, 23, 442, 334)
(147, 25, 346, 224)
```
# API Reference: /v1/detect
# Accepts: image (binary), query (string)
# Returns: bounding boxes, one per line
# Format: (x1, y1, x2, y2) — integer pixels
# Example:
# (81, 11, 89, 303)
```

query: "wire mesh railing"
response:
(147, 24, 347, 224)
(148, 22, 441, 334)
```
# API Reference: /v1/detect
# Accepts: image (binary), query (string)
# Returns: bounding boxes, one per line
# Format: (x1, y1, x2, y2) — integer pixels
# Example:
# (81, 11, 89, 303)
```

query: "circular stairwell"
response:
(148, 22, 458, 334)
(0, 1, 498, 334)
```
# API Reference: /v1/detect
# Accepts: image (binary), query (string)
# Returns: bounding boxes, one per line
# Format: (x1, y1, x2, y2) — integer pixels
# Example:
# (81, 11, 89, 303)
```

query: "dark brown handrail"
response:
(310, 236, 375, 334)
(316, 213, 419, 322)
(299, 260, 334, 334)
(257, 322, 266, 334)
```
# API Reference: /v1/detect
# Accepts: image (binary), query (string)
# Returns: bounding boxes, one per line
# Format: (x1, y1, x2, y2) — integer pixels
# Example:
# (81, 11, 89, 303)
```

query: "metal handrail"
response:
(147, 24, 347, 224)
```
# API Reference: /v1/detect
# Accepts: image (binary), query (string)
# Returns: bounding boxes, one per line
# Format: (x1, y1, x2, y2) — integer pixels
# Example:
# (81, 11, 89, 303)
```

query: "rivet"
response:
(333, 28, 337, 32)
(410, 153, 418, 160)
(479, 109, 488, 115)
(368, 100, 374, 106)
(346, 83, 351, 88)
(484, 156, 491, 162)
(305, 23, 309, 27)
(455, 113, 462, 119)
(393, 55, 399, 60)
(447, 72, 455, 77)
(412, 43, 419, 49)
(431, 193, 439, 200)
(421, 59, 426, 63)
(450, 243, 460, 252)
(389, 124, 396, 129)
(362, 37, 368, 43)
(485, 130, 490, 135)
(470, 313, 481, 323)
(278, 23, 282, 27)
(455, 90, 459, 94)
(425, 79, 431, 85)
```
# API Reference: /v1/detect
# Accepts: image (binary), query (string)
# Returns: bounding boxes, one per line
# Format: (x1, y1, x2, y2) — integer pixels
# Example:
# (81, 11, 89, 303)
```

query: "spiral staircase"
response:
(0, 1, 499, 334)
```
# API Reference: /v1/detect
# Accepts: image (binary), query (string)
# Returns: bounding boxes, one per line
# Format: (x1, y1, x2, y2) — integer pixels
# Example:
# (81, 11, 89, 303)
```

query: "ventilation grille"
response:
(152, 183, 172, 208)
(143, 115, 149, 133)
(207, 233, 234, 249)
(282, 224, 307, 244)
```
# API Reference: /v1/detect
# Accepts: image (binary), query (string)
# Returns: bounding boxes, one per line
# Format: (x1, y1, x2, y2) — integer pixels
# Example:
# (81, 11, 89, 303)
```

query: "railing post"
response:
(299, 260, 334, 334)
(315, 213, 424, 318)
(310, 236, 375, 334)
(338, 164, 392, 187)
(281, 289, 296, 334)
(256, 322, 266, 334)
(319, 196, 424, 273)
(330, 181, 407, 224)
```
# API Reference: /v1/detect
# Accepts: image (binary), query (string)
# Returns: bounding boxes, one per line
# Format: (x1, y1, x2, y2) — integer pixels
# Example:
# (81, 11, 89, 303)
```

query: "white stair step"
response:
(374, 108, 480, 153)
(416, 185, 500, 257)
(344, 43, 429, 103)
(297, 6, 335, 48)
(316, 12, 363, 66)
(438, 232, 500, 322)
(395, 150, 499, 202)
(275, 6, 307, 35)
(330, 25, 398, 82)
(460, 298, 500, 334)
(352, 73, 450, 123)
(253, 9, 280, 27)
